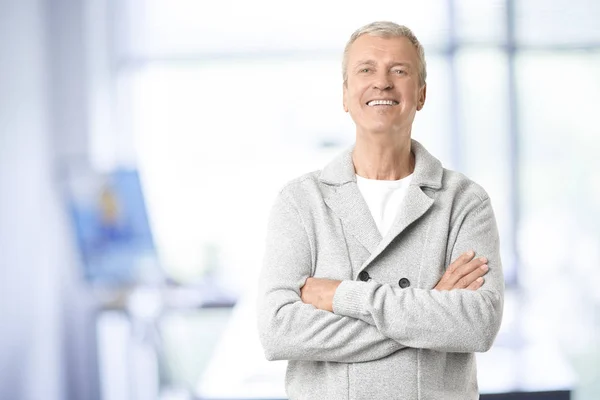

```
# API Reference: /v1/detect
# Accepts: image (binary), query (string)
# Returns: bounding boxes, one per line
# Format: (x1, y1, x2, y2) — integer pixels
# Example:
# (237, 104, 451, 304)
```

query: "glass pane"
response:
(454, 0, 506, 44)
(516, 0, 600, 46)
(517, 51, 600, 262)
(129, 57, 347, 290)
(412, 55, 453, 168)
(454, 49, 515, 283)
(115, 0, 450, 58)
(516, 50, 600, 397)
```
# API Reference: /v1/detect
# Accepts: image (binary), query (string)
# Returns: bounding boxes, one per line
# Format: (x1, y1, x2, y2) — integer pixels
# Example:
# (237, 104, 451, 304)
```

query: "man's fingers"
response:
(456, 264, 488, 288)
(445, 256, 486, 287)
(447, 250, 475, 273)
(466, 277, 484, 290)
(435, 252, 489, 291)
(455, 257, 487, 278)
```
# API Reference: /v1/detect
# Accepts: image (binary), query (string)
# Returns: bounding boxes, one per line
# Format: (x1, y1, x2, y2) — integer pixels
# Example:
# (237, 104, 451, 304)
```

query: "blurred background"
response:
(1, 0, 599, 399)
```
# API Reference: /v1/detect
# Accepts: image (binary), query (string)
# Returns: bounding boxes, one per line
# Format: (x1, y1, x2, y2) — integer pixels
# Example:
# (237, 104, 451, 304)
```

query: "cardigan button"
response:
(358, 271, 370, 282)
(398, 278, 411, 288)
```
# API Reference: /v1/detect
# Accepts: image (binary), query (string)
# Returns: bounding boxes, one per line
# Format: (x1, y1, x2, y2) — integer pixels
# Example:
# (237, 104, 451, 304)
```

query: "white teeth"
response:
(367, 100, 397, 106)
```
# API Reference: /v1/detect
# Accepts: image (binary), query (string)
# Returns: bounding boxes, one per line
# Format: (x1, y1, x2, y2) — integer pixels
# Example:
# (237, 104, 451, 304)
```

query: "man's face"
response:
(343, 34, 426, 136)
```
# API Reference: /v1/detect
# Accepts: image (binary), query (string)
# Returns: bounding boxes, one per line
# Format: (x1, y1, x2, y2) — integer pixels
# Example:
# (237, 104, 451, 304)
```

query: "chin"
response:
(357, 121, 412, 138)
(363, 123, 395, 134)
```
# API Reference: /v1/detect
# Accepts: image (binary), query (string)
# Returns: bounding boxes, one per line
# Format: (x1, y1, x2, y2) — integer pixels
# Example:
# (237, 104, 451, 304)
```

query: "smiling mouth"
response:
(367, 100, 399, 106)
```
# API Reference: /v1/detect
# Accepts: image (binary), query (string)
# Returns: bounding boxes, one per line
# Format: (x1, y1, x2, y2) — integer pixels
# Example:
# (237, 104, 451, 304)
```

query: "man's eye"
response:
(393, 69, 406, 75)
(359, 68, 370, 73)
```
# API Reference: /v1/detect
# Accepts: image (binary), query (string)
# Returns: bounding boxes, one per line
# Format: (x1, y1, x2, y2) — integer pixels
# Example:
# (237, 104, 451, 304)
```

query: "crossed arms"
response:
(257, 191, 504, 362)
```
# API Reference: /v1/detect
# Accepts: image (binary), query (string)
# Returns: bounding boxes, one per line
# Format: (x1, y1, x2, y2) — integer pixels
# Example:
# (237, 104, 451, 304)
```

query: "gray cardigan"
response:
(257, 139, 504, 400)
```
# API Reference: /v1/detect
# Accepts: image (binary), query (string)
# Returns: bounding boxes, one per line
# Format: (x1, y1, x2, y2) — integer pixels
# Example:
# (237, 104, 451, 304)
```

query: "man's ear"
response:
(417, 83, 427, 111)
(343, 83, 349, 112)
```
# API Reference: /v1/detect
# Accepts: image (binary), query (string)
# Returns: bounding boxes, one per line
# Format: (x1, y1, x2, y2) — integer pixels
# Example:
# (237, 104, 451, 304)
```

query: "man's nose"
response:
(373, 72, 393, 90)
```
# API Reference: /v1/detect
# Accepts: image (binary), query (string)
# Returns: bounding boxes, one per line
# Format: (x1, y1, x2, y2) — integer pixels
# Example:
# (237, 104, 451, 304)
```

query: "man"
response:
(257, 21, 504, 400)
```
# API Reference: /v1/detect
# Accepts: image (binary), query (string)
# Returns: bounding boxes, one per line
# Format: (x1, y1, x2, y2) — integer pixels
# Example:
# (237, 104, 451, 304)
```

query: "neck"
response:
(352, 131, 414, 180)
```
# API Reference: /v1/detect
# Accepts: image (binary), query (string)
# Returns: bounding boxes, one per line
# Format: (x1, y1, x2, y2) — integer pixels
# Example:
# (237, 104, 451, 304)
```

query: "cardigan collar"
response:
(318, 139, 443, 190)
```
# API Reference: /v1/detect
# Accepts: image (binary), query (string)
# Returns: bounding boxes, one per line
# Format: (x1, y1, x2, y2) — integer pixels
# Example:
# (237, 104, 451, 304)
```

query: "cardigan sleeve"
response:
(332, 194, 504, 353)
(257, 191, 404, 362)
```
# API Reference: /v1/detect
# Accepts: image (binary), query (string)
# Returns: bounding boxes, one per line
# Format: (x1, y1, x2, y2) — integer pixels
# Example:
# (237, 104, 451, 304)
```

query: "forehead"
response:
(348, 34, 418, 65)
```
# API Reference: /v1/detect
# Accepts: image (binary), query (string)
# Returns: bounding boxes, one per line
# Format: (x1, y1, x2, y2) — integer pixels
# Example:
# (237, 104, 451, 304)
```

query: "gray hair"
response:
(342, 21, 427, 87)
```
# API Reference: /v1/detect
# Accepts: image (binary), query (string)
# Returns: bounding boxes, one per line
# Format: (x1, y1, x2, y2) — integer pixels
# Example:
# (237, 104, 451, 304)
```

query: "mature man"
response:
(257, 21, 504, 400)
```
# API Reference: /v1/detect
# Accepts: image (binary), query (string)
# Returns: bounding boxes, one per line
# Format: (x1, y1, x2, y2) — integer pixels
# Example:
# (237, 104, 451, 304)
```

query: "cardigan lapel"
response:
(365, 140, 443, 267)
(323, 182, 382, 255)
(361, 185, 434, 268)
(318, 139, 444, 265)
(320, 146, 382, 254)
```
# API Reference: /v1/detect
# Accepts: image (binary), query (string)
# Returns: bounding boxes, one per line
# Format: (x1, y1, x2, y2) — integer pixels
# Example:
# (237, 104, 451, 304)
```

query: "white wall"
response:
(0, 1, 98, 399)
(0, 0, 65, 399)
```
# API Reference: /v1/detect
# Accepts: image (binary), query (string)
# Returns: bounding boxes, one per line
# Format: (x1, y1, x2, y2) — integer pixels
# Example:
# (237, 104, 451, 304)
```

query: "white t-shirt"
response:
(356, 173, 413, 237)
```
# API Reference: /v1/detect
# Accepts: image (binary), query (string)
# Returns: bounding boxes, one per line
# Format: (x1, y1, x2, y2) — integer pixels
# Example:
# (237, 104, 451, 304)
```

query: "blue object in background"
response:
(66, 168, 162, 286)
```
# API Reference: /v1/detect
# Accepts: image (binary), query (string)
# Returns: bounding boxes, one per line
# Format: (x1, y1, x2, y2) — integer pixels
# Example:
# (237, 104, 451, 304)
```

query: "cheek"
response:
(346, 81, 366, 102)
(344, 91, 358, 112)
(351, 89, 367, 109)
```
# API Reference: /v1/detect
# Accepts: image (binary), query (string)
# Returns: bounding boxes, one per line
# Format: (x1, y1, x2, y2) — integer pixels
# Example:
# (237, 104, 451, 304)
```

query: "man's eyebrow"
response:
(353, 60, 412, 68)
(390, 62, 412, 68)
(353, 60, 377, 67)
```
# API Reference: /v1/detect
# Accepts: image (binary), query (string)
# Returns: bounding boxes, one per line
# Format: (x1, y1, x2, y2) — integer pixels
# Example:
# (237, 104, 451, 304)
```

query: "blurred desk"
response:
(95, 282, 237, 400)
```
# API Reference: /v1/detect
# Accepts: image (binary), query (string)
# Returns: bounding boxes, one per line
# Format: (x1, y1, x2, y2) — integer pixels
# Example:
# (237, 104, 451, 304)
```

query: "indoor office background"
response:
(0, 0, 599, 399)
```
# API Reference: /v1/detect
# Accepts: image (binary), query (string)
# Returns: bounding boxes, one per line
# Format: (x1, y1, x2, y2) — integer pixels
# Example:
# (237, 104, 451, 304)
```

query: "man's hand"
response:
(300, 278, 341, 312)
(435, 250, 488, 291)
